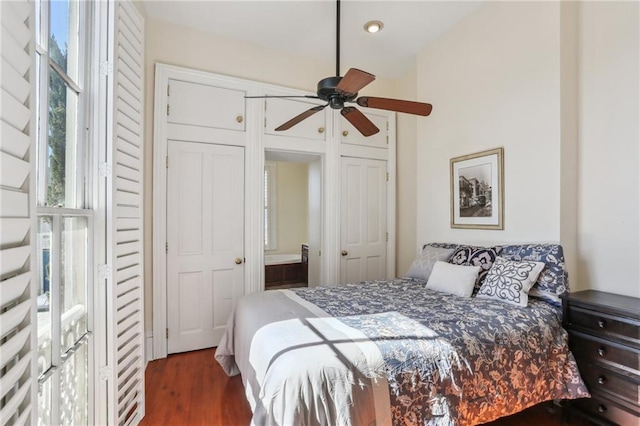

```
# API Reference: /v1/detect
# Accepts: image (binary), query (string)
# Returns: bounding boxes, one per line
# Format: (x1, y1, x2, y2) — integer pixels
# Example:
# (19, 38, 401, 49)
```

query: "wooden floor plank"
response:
(140, 349, 590, 426)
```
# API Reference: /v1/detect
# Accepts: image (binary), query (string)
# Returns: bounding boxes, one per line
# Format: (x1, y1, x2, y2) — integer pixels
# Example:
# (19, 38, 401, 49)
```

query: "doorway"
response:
(263, 151, 323, 289)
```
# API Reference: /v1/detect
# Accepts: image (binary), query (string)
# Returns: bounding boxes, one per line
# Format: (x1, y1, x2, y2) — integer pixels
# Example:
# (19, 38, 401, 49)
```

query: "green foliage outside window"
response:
(47, 35, 68, 207)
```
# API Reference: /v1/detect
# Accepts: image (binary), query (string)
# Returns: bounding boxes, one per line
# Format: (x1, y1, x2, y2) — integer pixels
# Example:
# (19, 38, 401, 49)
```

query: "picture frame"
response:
(450, 147, 504, 229)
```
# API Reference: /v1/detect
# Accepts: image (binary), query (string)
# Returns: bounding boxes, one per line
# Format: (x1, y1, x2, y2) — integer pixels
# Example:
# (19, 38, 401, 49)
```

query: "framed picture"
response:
(450, 147, 504, 229)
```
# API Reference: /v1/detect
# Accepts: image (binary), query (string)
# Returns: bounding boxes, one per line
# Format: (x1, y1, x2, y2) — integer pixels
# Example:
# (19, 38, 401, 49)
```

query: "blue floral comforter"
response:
(216, 278, 589, 426)
(290, 279, 589, 425)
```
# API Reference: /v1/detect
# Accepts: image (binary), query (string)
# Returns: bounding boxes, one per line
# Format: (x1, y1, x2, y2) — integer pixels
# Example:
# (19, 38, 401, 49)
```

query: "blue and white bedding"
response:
(216, 278, 589, 425)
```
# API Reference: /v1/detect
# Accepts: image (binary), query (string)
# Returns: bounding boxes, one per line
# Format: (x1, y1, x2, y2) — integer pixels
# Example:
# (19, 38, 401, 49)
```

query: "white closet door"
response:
(166, 141, 245, 353)
(340, 157, 387, 284)
(264, 97, 328, 141)
(105, 1, 145, 425)
(340, 110, 389, 149)
(168, 80, 246, 132)
(0, 1, 36, 424)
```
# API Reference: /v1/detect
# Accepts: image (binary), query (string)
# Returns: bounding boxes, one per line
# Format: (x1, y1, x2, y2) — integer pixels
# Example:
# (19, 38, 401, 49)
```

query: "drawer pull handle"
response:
(597, 319, 606, 328)
(597, 404, 607, 414)
(597, 376, 607, 385)
(598, 347, 606, 357)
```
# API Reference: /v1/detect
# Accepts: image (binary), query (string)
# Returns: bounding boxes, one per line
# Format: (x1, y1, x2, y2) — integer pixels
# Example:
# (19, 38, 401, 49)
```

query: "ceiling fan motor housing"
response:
(317, 76, 357, 109)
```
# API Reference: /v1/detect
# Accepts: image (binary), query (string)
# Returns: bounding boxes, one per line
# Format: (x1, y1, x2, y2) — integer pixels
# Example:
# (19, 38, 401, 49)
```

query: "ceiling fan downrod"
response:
(336, 0, 340, 77)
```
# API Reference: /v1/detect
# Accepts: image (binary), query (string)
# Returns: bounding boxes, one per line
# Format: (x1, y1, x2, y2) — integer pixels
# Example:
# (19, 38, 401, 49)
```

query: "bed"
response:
(216, 244, 589, 425)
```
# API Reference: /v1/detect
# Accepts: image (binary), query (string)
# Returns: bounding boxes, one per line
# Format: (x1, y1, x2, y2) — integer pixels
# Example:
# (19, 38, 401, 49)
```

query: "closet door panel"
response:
(264, 97, 327, 141)
(168, 80, 246, 132)
(339, 110, 389, 149)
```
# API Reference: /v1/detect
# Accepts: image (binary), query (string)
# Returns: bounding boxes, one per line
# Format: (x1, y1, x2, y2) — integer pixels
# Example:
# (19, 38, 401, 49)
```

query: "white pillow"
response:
(425, 261, 481, 297)
(406, 246, 455, 281)
(476, 257, 545, 307)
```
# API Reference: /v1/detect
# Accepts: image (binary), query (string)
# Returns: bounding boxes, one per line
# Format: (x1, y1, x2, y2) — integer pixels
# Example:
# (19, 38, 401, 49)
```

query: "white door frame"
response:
(151, 64, 395, 360)
(152, 64, 261, 359)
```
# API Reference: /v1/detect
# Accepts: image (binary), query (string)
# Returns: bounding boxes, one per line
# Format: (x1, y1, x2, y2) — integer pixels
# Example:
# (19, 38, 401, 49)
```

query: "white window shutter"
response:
(0, 0, 36, 424)
(105, 1, 146, 425)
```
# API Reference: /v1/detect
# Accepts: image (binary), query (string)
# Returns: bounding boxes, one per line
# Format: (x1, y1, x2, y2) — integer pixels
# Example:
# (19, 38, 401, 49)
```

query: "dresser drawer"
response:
(571, 332, 640, 373)
(577, 361, 640, 405)
(569, 306, 640, 345)
(573, 394, 640, 426)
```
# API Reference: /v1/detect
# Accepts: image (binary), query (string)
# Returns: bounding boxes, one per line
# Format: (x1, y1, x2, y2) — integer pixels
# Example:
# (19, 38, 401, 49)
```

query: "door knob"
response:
(341, 250, 348, 256)
(235, 258, 243, 265)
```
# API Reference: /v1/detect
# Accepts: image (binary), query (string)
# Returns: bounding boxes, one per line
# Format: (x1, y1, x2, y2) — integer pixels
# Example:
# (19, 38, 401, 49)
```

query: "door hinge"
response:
(319, 250, 321, 256)
(264, 117, 267, 128)
(166, 328, 169, 338)
(386, 135, 389, 144)
(165, 242, 168, 253)
(167, 84, 170, 97)
(99, 365, 112, 381)
(166, 156, 169, 168)
(386, 232, 389, 242)
(99, 61, 113, 76)
(386, 172, 389, 182)
(167, 104, 170, 116)
(98, 264, 112, 280)
(99, 162, 112, 179)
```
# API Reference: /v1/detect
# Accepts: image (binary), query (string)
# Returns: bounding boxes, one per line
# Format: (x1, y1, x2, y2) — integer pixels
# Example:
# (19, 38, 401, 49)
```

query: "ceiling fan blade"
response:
(356, 96, 433, 116)
(245, 95, 320, 99)
(341, 107, 379, 137)
(274, 105, 327, 131)
(336, 68, 375, 95)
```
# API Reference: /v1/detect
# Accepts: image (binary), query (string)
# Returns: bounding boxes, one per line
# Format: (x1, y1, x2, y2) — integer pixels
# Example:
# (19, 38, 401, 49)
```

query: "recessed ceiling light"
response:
(363, 21, 384, 34)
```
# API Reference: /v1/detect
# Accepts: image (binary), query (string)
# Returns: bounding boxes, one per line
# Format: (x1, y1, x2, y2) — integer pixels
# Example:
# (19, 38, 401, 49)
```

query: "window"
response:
(264, 161, 277, 250)
(35, 1, 92, 423)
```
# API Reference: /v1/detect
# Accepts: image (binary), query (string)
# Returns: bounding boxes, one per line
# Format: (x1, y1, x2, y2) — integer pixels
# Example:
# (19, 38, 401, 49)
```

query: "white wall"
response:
(416, 1, 563, 247)
(271, 162, 308, 255)
(394, 66, 418, 276)
(415, 1, 639, 298)
(577, 2, 639, 297)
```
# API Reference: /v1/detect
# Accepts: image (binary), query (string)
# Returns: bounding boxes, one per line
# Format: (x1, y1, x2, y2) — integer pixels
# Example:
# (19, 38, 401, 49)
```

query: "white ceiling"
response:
(142, 1, 483, 79)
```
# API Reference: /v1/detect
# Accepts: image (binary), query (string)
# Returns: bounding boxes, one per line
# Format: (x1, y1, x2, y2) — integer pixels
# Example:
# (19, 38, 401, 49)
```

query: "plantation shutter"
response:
(105, 1, 146, 425)
(0, 0, 36, 424)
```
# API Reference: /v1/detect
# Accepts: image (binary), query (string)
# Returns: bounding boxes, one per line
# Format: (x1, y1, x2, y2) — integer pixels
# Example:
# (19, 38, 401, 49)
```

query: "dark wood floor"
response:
(140, 349, 593, 426)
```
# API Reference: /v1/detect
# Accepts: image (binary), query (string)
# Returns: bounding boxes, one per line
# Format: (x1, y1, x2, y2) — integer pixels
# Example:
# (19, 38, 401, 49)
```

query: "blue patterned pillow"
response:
(448, 245, 502, 294)
(499, 244, 568, 306)
(423, 242, 459, 250)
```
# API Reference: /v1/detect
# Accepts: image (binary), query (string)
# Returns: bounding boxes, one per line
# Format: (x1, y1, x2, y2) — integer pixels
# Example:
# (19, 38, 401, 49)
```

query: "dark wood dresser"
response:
(562, 290, 640, 425)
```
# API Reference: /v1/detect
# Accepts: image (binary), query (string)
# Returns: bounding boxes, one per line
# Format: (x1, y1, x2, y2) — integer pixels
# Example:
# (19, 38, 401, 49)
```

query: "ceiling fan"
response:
(245, 0, 433, 137)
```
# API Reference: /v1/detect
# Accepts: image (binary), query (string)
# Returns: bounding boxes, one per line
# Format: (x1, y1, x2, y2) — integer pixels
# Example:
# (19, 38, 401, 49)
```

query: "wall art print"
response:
(450, 147, 504, 229)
